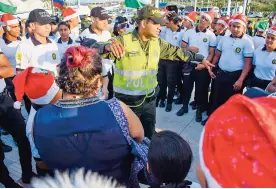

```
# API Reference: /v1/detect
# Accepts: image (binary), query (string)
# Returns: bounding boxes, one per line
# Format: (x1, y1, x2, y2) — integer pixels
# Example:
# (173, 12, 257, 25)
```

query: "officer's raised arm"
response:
(159, 38, 214, 70)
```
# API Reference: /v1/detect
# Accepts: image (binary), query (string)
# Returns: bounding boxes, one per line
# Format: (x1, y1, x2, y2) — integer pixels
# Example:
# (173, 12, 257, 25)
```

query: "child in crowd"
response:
(148, 130, 200, 188)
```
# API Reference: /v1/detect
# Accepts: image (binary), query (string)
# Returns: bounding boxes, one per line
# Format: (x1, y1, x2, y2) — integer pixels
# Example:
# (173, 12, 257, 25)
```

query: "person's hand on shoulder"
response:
(105, 38, 125, 58)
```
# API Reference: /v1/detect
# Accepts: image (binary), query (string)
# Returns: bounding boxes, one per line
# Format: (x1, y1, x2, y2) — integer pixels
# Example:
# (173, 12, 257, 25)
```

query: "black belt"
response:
(218, 68, 242, 75)
(31, 103, 43, 111)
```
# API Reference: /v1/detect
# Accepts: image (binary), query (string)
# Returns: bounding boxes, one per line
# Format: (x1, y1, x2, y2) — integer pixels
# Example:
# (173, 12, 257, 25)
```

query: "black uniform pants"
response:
(249, 75, 271, 90)
(0, 89, 33, 186)
(211, 69, 244, 114)
(180, 71, 195, 106)
(157, 60, 180, 105)
(194, 69, 211, 110)
(107, 67, 114, 100)
(115, 92, 156, 139)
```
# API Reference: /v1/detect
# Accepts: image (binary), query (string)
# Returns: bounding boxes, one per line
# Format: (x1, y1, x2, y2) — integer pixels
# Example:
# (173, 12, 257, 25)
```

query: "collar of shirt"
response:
(262, 45, 276, 52)
(57, 37, 73, 44)
(256, 35, 265, 39)
(195, 26, 207, 33)
(2, 33, 21, 45)
(214, 30, 226, 37)
(31, 36, 52, 46)
(230, 33, 244, 39)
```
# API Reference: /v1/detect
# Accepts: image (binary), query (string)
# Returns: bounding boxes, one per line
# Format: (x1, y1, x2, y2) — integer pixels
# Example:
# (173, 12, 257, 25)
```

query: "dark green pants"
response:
(115, 93, 156, 139)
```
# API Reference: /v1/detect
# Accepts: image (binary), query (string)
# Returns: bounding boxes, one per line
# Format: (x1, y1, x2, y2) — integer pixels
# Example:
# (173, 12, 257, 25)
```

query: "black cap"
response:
(90, 7, 112, 20)
(28, 9, 55, 25)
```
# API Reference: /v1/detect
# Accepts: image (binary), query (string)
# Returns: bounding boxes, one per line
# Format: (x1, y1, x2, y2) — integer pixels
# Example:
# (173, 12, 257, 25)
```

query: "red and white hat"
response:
(267, 25, 276, 36)
(217, 17, 229, 28)
(183, 12, 198, 25)
(200, 11, 216, 23)
(199, 94, 276, 187)
(0, 13, 18, 26)
(62, 7, 78, 22)
(231, 14, 248, 27)
(12, 67, 60, 109)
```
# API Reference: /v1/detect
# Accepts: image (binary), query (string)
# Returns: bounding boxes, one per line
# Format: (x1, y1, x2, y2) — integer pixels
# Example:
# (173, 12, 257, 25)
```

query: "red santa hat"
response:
(231, 14, 248, 27)
(183, 12, 198, 25)
(0, 13, 18, 26)
(217, 17, 229, 28)
(62, 7, 78, 22)
(12, 67, 60, 109)
(267, 25, 276, 36)
(200, 11, 216, 23)
(199, 94, 276, 188)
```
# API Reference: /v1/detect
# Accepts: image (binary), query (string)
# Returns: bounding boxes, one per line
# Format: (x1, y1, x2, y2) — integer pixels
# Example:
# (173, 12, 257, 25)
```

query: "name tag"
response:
(128, 51, 140, 57)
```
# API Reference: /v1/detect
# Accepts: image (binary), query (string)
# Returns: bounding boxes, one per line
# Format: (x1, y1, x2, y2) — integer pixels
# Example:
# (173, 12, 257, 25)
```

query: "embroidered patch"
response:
(52, 53, 57, 60)
(235, 47, 241, 53)
(16, 53, 22, 61)
(272, 59, 276, 64)
(203, 38, 208, 43)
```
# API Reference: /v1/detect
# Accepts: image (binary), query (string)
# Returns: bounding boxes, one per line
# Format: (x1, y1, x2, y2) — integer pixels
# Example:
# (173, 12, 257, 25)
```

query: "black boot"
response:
(159, 101, 165, 108)
(1, 141, 12, 153)
(201, 117, 209, 126)
(176, 105, 188, 116)
(165, 104, 172, 112)
(195, 108, 202, 122)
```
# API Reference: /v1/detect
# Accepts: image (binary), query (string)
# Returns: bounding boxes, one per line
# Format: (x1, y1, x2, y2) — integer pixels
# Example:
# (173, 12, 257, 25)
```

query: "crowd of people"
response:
(0, 4, 276, 188)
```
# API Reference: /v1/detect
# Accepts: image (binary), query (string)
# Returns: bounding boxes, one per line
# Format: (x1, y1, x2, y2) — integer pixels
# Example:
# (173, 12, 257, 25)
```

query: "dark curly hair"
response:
(56, 46, 102, 96)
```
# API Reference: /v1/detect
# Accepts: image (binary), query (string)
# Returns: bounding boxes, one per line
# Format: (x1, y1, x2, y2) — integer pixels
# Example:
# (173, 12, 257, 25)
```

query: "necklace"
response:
(55, 96, 102, 108)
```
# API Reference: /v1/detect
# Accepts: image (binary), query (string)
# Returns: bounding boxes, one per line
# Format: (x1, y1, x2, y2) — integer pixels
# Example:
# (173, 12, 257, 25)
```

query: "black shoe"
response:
(195, 109, 202, 122)
(174, 98, 183, 105)
(176, 106, 188, 116)
(201, 118, 208, 126)
(189, 101, 196, 106)
(2, 142, 12, 153)
(192, 103, 197, 110)
(159, 101, 165, 108)
(165, 104, 172, 112)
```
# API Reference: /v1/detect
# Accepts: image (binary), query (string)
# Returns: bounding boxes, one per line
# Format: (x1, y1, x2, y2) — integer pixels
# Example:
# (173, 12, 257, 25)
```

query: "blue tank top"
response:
(33, 97, 132, 184)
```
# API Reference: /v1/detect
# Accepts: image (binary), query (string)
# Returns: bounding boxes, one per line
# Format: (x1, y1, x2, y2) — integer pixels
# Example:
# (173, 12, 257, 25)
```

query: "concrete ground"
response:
(1, 99, 205, 187)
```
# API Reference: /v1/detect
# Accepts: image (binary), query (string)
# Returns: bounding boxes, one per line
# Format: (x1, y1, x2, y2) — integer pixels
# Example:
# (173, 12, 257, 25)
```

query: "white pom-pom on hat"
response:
(13, 101, 22, 109)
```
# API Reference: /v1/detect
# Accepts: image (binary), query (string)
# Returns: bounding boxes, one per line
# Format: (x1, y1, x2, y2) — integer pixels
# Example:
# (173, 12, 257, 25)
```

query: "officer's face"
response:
(144, 19, 161, 38)
(230, 22, 244, 37)
(215, 23, 226, 34)
(93, 17, 109, 31)
(31, 22, 51, 37)
(199, 15, 211, 29)
(7, 23, 21, 37)
(266, 33, 276, 50)
(58, 25, 70, 39)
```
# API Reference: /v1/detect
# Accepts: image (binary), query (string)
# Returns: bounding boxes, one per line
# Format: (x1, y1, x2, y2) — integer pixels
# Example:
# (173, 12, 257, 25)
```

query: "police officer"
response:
(92, 5, 214, 138)
(250, 25, 276, 90)
(209, 14, 254, 119)
(0, 49, 33, 187)
(157, 12, 185, 112)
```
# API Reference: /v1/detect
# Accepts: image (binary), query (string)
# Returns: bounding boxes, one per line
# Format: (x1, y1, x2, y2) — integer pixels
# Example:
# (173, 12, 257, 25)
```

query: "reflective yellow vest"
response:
(113, 33, 160, 96)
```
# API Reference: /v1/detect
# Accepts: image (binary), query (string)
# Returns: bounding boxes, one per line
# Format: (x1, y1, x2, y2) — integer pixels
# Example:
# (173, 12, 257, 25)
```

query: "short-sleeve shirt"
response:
(182, 26, 216, 58)
(70, 26, 80, 41)
(79, 27, 111, 42)
(217, 34, 255, 72)
(162, 27, 185, 48)
(16, 36, 60, 75)
(0, 48, 6, 92)
(56, 37, 76, 60)
(253, 46, 276, 81)
(0, 34, 23, 74)
(252, 35, 265, 49)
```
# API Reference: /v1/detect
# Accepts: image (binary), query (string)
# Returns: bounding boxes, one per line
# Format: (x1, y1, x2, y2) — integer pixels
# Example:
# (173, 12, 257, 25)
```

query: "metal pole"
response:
(242, 0, 247, 15)
(194, 0, 197, 11)
(227, 0, 231, 16)
(51, 0, 55, 15)
(155, 0, 159, 8)
(78, 0, 81, 8)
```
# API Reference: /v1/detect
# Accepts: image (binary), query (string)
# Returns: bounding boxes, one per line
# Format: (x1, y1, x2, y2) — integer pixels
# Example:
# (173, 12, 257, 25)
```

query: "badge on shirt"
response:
(128, 51, 140, 57)
(272, 59, 276, 64)
(235, 47, 241, 53)
(16, 53, 22, 61)
(203, 38, 208, 43)
(52, 53, 57, 60)
(154, 51, 159, 58)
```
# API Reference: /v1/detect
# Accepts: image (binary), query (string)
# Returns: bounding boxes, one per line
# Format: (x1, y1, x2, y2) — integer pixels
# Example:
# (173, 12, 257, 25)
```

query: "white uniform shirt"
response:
(182, 26, 217, 58)
(0, 48, 6, 92)
(215, 29, 231, 47)
(252, 35, 265, 49)
(0, 34, 23, 74)
(56, 37, 76, 60)
(70, 26, 80, 41)
(253, 46, 276, 81)
(16, 37, 60, 75)
(162, 27, 185, 47)
(217, 34, 255, 72)
(79, 27, 111, 42)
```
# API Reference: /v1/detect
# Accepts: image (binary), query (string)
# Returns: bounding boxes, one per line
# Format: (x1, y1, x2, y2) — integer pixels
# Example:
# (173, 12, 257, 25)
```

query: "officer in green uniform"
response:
(92, 5, 213, 139)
